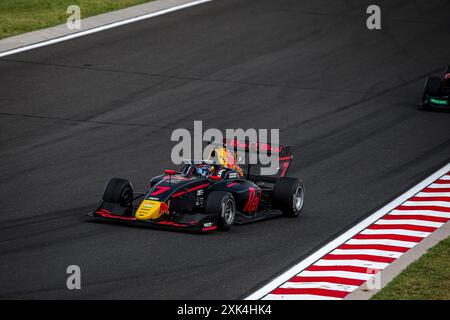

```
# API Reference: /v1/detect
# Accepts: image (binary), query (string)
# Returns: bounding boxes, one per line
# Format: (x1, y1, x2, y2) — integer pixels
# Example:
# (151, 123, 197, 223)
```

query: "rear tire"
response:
(206, 191, 236, 231)
(273, 177, 304, 217)
(423, 77, 442, 97)
(102, 178, 133, 207)
(420, 77, 442, 110)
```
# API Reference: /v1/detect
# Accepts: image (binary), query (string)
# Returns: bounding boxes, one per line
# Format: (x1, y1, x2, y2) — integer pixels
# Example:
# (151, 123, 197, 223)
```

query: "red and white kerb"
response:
(262, 169, 450, 300)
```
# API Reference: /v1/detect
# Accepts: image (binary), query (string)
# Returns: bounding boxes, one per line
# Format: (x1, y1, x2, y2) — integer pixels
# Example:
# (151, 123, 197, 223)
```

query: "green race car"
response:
(420, 65, 450, 110)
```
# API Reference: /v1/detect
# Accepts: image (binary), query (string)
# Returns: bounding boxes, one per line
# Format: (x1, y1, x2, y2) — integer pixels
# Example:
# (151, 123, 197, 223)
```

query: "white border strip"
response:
(0, 0, 212, 58)
(245, 162, 450, 300)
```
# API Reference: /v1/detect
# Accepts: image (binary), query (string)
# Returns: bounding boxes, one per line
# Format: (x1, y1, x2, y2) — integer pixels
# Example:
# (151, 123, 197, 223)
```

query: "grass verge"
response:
(372, 236, 450, 300)
(0, 0, 153, 40)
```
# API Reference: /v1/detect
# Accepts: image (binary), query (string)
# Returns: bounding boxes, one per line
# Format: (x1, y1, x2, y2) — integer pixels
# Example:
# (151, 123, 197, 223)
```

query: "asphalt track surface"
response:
(0, 0, 450, 299)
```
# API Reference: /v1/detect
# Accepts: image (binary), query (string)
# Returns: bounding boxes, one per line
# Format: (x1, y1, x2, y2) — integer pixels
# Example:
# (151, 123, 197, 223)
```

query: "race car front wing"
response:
(86, 201, 218, 232)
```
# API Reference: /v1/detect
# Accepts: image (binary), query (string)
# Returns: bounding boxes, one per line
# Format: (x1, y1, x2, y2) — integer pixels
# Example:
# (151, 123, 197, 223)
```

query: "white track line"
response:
(416, 190, 450, 197)
(262, 294, 340, 300)
(427, 183, 450, 188)
(374, 219, 443, 228)
(344, 238, 417, 248)
(415, 192, 450, 197)
(245, 163, 450, 300)
(314, 259, 390, 269)
(389, 209, 450, 218)
(298, 270, 374, 280)
(280, 282, 359, 292)
(359, 229, 430, 237)
(402, 201, 450, 207)
(0, 0, 212, 58)
(331, 249, 403, 258)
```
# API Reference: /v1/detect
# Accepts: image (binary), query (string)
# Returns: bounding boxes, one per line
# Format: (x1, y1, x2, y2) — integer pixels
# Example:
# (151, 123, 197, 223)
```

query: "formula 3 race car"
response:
(87, 140, 304, 232)
(420, 65, 450, 110)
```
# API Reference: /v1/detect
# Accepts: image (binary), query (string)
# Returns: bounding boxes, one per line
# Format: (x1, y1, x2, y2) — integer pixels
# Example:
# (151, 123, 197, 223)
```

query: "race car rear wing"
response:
(207, 138, 294, 180)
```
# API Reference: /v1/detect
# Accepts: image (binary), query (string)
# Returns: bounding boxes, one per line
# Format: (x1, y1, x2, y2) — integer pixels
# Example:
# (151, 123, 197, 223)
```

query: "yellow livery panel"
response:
(135, 200, 169, 220)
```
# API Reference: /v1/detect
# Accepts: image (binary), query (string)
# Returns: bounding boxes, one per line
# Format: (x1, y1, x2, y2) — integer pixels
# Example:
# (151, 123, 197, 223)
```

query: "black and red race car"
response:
(87, 140, 304, 232)
(420, 65, 450, 110)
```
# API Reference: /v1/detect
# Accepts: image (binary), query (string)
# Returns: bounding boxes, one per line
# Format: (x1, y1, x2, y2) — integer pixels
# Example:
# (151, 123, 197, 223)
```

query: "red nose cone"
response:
(209, 175, 221, 180)
(164, 169, 177, 175)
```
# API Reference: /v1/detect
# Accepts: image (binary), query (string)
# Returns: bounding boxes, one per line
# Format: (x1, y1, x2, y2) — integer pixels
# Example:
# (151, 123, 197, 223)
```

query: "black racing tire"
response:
(273, 177, 304, 217)
(102, 178, 133, 207)
(206, 191, 236, 231)
(420, 77, 442, 110)
(424, 77, 442, 97)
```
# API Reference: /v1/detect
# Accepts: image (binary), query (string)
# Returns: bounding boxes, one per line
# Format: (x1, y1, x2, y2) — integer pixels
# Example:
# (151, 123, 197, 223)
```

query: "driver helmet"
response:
(212, 147, 244, 176)
(195, 165, 210, 177)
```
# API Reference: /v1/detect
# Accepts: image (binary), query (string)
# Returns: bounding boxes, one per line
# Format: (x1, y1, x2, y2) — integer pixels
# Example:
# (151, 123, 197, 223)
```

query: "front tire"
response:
(273, 177, 304, 217)
(424, 77, 442, 96)
(102, 178, 133, 207)
(421, 77, 442, 109)
(206, 191, 236, 231)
